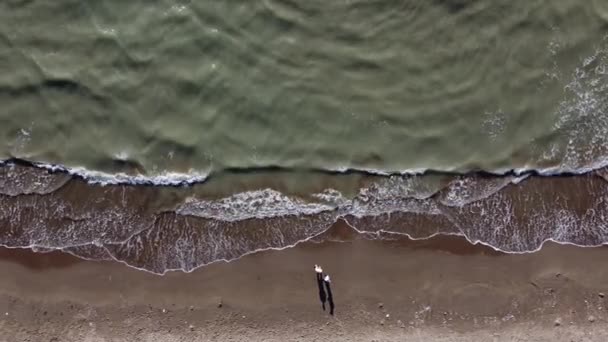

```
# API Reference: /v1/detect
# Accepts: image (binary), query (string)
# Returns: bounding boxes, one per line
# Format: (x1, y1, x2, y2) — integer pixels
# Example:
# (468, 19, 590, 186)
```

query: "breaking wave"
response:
(1, 162, 608, 274)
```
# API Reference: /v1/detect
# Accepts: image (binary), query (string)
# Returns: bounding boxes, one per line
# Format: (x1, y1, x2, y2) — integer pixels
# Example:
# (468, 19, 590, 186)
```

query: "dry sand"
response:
(1, 230, 608, 342)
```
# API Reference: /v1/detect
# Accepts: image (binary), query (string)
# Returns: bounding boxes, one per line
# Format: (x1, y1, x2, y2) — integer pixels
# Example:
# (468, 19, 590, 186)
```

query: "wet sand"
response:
(2, 231, 608, 341)
(5, 163, 608, 274)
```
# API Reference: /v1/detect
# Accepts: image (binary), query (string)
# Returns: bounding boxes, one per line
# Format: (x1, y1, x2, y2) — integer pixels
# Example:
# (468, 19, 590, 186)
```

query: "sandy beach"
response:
(2, 224, 608, 342)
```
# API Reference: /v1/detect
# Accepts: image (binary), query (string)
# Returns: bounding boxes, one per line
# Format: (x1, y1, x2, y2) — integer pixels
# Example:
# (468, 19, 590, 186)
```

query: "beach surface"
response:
(2, 229, 608, 342)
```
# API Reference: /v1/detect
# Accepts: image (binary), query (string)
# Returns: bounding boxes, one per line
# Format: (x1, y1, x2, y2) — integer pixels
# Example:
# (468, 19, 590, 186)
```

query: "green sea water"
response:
(1, 0, 608, 180)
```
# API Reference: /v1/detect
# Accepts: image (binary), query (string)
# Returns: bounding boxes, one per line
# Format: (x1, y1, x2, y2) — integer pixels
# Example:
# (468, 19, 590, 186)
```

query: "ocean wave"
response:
(3, 156, 608, 190)
(174, 173, 536, 222)
(0, 159, 209, 186)
(0, 162, 71, 196)
(1, 27, 606, 185)
(3, 163, 608, 274)
(1, 4, 607, 192)
(176, 189, 338, 221)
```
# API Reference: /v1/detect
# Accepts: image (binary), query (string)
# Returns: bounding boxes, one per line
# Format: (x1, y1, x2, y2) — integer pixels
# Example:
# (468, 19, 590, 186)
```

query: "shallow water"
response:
(0, 163, 606, 274)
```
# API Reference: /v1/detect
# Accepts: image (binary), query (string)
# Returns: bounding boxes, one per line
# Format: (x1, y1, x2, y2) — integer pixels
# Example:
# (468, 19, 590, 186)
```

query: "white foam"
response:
(176, 189, 337, 221)
(30, 161, 209, 186)
(327, 165, 393, 176)
(5, 151, 608, 189)
(175, 175, 450, 222)
(113, 151, 130, 161)
(439, 176, 524, 207)
(311, 189, 350, 206)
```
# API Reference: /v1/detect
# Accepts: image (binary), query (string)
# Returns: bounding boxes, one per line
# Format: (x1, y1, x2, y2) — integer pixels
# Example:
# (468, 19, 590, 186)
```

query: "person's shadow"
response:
(324, 275, 334, 316)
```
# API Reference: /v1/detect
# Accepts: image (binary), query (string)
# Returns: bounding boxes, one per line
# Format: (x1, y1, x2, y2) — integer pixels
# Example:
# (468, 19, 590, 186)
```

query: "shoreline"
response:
(2, 156, 608, 187)
(2, 235, 608, 341)
(4, 162, 608, 274)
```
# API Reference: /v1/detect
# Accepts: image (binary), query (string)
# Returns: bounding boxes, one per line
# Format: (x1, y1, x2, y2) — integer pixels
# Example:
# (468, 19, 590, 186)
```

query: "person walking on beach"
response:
(314, 265, 335, 315)
(315, 265, 327, 311)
